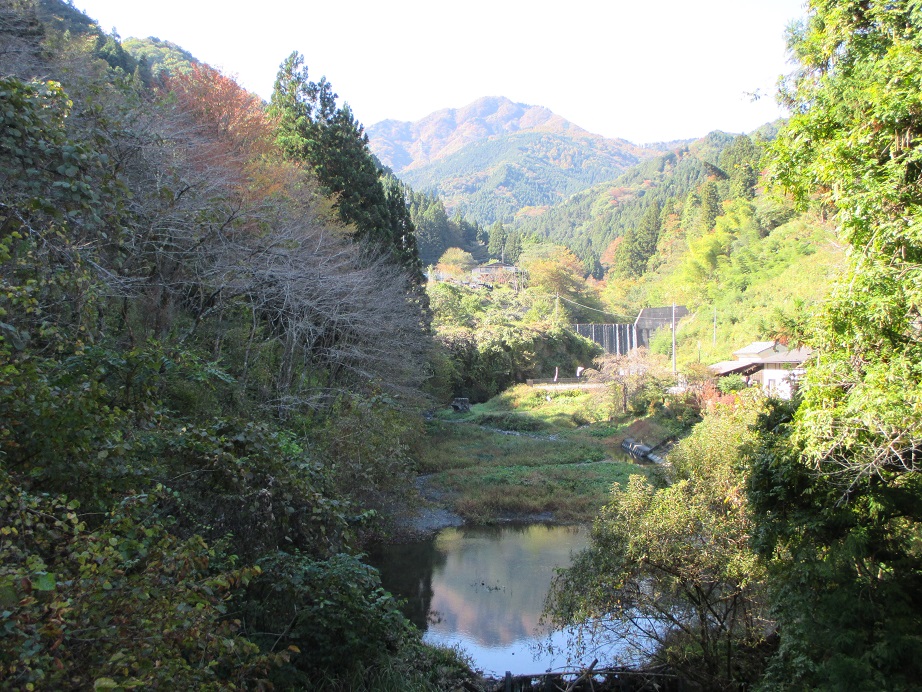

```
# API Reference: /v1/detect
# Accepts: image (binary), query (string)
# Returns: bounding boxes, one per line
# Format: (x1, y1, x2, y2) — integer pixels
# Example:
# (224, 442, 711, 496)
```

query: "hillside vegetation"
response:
(0, 3, 472, 689)
(369, 96, 658, 225)
(545, 3, 922, 689)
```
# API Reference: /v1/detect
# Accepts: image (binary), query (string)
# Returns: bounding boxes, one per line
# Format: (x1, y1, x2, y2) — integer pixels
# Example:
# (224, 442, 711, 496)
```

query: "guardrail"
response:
(525, 377, 585, 386)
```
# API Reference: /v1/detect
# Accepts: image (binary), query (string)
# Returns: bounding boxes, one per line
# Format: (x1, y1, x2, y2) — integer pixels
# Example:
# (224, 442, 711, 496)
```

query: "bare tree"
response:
(586, 348, 671, 417)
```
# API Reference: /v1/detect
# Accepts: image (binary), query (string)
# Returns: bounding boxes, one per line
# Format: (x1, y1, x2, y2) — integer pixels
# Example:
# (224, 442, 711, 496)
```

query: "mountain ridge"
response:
(368, 96, 661, 225)
(368, 95, 609, 172)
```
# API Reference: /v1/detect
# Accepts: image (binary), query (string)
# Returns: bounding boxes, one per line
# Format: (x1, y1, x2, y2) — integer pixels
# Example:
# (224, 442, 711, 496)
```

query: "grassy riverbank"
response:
(417, 384, 683, 523)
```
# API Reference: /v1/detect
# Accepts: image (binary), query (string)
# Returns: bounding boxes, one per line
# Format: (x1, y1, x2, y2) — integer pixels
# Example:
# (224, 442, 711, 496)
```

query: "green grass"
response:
(440, 460, 657, 523)
(420, 385, 660, 522)
(419, 420, 607, 473)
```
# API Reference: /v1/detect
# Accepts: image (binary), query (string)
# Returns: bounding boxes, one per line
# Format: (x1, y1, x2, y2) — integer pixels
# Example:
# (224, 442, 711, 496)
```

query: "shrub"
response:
(717, 373, 748, 393)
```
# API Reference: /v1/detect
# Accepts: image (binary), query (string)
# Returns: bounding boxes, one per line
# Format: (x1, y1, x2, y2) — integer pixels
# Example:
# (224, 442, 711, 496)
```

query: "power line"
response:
(556, 294, 634, 322)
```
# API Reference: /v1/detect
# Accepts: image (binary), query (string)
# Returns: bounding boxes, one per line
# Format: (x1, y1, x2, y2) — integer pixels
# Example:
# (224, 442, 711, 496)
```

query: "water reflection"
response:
(368, 524, 590, 675)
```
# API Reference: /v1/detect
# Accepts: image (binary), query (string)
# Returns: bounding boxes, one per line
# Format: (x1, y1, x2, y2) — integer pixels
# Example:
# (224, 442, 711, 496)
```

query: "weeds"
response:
(419, 387, 661, 522)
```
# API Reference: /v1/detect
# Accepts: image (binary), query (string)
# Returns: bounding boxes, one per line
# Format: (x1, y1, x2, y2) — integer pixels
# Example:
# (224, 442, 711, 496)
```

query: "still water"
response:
(368, 524, 597, 676)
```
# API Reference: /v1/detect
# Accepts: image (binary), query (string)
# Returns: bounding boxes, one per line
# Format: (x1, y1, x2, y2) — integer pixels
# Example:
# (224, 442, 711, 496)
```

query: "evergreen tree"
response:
(487, 220, 506, 260)
(729, 162, 758, 200)
(616, 200, 661, 277)
(268, 52, 421, 277)
(680, 190, 701, 236)
(699, 181, 721, 233)
(382, 176, 422, 281)
(504, 231, 523, 264)
(407, 189, 452, 264)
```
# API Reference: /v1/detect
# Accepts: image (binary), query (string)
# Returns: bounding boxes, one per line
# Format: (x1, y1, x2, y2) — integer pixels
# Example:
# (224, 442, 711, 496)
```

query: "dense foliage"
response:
(0, 3, 470, 689)
(547, 2, 922, 690)
(405, 186, 483, 265)
(427, 282, 601, 402)
(749, 1, 922, 687)
(546, 397, 772, 690)
(512, 131, 756, 271)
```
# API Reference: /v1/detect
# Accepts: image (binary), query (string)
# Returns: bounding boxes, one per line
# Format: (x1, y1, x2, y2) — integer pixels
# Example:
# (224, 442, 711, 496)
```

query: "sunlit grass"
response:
(420, 385, 658, 522)
(418, 420, 605, 473)
(442, 460, 656, 523)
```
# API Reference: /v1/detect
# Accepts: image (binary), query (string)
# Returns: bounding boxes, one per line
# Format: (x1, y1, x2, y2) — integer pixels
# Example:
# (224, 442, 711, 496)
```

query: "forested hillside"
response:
(512, 131, 759, 270)
(0, 2, 471, 689)
(368, 96, 658, 225)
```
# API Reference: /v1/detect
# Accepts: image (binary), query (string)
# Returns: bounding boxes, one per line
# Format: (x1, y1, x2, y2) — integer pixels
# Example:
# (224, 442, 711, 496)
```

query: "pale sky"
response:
(74, 0, 806, 144)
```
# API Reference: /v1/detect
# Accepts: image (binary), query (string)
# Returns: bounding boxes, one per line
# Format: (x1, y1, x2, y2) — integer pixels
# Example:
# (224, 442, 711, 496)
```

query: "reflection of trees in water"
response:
(369, 525, 588, 647)
(437, 524, 587, 647)
(367, 538, 444, 630)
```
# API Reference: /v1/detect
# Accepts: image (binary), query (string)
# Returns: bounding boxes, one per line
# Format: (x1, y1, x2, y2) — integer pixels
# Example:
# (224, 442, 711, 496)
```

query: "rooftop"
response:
(733, 341, 788, 357)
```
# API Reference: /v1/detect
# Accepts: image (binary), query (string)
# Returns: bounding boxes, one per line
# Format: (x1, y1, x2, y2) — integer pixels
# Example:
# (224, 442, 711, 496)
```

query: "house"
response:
(470, 262, 522, 287)
(732, 341, 788, 361)
(750, 347, 812, 399)
(708, 341, 812, 400)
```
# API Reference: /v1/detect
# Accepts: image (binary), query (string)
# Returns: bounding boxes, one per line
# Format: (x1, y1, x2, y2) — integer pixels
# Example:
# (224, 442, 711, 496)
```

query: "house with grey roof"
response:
(708, 341, 812, 399)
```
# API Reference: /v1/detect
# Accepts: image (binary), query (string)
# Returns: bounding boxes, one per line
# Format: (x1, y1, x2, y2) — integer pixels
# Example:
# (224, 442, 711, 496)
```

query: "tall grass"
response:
(420, 386, 657, 521)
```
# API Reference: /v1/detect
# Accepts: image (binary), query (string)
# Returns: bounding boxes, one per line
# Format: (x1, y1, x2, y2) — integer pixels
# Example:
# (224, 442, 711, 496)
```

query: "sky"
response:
(74, 0, 806, 144)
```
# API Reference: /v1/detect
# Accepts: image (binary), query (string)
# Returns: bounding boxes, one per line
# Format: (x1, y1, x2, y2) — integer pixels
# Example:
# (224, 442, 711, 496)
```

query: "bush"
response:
(0, 478, 277, 689)
(718, 373, 748, 393)
(239, 552, 418, 686)
(472, 411, 548, 432)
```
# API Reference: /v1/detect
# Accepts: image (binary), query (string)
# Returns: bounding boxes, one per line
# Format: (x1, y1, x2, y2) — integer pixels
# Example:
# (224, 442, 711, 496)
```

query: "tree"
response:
(585, 348, 671, 416)
(504, 230, 523, 263)
(546, 398, 772, 690)
(615, 200, 661, 277)
(750, 1, 922, 687)
(435, 247, 476, 279)
(699, 181, 721, 233)
(487, 220, 507, 260)
(268, 52, 421, 277)
(719, 135, 761, 201)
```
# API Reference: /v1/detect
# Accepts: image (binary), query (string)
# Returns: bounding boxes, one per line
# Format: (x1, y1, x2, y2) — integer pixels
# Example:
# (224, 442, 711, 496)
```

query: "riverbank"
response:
(400, 384, 688, 531)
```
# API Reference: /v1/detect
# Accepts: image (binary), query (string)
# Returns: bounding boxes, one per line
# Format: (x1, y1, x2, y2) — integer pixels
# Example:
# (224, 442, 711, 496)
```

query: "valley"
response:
(2, 1, 920, 691)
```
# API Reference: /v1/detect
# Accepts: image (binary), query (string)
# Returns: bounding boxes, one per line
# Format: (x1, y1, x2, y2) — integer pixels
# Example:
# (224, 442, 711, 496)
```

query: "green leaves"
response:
(756, 3, 922, 685)
(32, 573, 56, 592)
(269, 52, 424, 277)
(547, 398, 772, 688)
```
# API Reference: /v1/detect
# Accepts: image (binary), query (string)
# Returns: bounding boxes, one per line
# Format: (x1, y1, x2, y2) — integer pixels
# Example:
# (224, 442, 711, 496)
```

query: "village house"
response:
(709, 341, 812, 400)
(470, 262, 522, 287)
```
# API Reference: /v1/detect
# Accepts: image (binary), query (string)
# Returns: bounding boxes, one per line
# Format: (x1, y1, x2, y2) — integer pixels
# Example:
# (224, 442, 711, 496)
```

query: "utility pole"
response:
(713, 306, 717, 347)
(555, 292, 560, 320)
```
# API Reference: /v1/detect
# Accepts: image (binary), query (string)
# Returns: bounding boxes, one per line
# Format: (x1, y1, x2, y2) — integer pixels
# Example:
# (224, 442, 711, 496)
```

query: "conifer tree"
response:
(268, 52, 421, 278)
(616, 200, 661, 277)
(487, 221, 506, 260)
(698, 181, 721, 233)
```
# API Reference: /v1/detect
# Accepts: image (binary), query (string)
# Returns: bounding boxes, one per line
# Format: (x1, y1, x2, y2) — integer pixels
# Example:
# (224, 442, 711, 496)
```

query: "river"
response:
(368, 523, 607, 677)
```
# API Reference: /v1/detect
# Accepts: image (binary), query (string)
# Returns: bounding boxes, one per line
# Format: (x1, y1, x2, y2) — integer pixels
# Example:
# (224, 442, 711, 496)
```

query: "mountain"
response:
(512, 131, 741, 268)
(367, 97, 662, 225)
(369, 96, 590, 170)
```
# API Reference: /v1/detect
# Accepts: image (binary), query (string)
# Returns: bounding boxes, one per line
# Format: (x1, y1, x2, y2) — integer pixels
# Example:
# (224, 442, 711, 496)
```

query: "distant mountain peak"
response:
(368, 97, 662, 227)
(368, 96, 595, 173)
